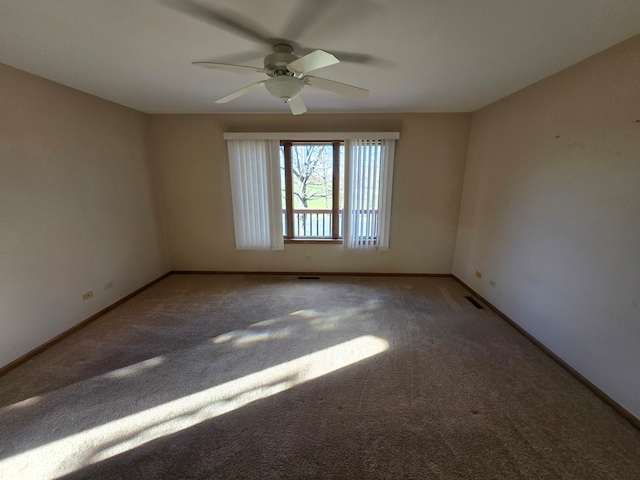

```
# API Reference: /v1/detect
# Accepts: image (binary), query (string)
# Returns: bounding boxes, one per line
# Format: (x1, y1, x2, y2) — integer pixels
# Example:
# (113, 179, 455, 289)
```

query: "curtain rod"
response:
(223, 132, 400, 140)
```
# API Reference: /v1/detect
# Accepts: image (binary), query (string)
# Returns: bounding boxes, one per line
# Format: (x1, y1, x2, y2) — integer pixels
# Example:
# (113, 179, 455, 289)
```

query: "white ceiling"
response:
(2, 0, 639, 114)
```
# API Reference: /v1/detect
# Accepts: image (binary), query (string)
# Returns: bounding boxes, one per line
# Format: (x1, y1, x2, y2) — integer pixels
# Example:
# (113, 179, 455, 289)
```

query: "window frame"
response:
(281, 140, 344, 244)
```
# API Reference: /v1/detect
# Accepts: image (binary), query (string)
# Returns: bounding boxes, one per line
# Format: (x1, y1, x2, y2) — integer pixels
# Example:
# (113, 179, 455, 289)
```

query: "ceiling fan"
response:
(193, 44, 368, 115)
(158, 0, 373, 115)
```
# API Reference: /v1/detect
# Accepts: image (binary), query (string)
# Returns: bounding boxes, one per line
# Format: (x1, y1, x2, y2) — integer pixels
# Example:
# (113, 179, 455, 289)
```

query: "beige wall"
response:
(0, 64, 170, 367)
(149, 113, 471, 273)
(454, 35, 640, 418)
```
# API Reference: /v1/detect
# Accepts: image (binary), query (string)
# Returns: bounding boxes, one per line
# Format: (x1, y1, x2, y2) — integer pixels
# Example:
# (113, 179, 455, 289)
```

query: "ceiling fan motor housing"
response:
(264, 44, 299, 77)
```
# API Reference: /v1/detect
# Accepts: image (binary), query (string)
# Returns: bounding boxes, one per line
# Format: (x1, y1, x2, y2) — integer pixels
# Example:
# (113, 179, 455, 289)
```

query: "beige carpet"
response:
(0, 274, 639, 479)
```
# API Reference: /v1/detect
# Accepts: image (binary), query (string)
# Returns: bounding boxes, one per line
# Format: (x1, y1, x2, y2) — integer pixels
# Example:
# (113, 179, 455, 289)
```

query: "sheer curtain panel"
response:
(227, 139, 284, 250)
(346, 139, 396, 250)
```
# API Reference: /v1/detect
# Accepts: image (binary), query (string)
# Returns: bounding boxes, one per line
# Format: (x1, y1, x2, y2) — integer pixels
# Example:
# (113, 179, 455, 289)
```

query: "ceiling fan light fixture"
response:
(265, 76, 304, 103)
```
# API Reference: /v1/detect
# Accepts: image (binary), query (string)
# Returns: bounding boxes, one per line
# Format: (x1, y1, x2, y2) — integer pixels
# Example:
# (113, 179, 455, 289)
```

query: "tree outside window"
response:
(280, 141, 344, 240)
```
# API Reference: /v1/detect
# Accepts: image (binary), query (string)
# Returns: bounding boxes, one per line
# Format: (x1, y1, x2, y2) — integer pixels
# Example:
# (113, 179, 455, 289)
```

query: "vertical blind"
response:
(227, 139, 283, 250)
(346, 139, 396, 250)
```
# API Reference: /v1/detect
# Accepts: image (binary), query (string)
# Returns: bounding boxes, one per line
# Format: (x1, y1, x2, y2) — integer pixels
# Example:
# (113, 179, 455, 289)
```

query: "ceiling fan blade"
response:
(158, 0, 274, 45)
(288, 96, 307, 115)
(287, 50, 339, 75)
(193, 61, 267, 74)
(321, 50, 378, 65)
(215, 81, 266, 104)
(281, 0, 341, 40)
(304, 76, 369, 99)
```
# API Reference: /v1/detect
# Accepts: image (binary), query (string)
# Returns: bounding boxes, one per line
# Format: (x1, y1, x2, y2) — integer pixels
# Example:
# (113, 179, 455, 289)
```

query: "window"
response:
(280, 141, 344, 242)
(224, 132, 398, 251)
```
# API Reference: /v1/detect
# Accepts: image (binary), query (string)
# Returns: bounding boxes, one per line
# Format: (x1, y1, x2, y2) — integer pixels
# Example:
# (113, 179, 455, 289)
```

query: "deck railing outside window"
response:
(282, 209, 340, 237)
(282, 209, 380, 238)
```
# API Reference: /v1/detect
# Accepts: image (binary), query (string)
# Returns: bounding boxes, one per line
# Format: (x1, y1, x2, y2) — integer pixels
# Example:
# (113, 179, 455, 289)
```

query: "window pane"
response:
(290, 143, 334, 238)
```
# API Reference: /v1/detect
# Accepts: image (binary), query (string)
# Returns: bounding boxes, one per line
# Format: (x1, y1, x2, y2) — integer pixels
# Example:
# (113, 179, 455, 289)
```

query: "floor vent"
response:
(298, 276, 320, 280)
(465, 296, 485, 309)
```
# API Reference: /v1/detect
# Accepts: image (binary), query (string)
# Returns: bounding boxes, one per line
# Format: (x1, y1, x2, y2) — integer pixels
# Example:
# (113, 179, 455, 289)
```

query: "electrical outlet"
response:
(105, 281, 114, 290)
(475, 271, 482, 279)
(305, 255, 312, 260)
(82, 290, 94, 300)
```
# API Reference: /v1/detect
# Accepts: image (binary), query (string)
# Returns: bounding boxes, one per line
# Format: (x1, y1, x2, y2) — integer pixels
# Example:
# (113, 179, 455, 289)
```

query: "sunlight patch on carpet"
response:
(0, 335, 389, 480)
(212, 326, 294, 345)
(102, 356, 166, 379)
(2, 395, 41, 412)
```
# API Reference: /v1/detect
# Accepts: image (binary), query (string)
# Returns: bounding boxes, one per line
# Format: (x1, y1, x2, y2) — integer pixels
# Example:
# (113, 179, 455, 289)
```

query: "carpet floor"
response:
(0, 274, 639, 479)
